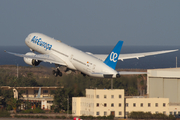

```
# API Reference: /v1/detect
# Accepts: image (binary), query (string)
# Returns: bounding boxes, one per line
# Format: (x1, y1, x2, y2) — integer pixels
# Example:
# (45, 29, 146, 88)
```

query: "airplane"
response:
(5, 33, 178, 78)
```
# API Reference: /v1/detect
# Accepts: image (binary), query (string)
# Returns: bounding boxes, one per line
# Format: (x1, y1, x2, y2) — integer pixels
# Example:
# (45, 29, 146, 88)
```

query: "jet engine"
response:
(23, 52, 41, 66)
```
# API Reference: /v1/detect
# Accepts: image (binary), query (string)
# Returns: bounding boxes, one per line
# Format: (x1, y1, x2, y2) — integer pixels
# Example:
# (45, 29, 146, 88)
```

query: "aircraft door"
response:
(92, 64, 96, 72)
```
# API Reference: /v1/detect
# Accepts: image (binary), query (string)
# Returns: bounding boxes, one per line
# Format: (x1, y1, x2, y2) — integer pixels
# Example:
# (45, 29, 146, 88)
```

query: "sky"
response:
(0, 0, 180, 46)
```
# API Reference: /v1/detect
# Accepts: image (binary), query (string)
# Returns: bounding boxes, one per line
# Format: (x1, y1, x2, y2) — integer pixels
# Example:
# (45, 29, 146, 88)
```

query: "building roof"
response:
(148, 67, 180, 71)
(147, 67, 180, 78)
(21, 97, 53, 101)
(0, 86, 60, 90)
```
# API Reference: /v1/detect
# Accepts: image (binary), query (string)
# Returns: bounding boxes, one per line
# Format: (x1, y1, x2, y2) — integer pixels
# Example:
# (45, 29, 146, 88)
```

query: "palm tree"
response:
(7, 98, 21, 113)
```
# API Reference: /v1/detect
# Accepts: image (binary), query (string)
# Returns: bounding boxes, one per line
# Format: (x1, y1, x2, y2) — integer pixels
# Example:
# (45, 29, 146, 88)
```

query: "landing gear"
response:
(81, 72, 86, 77)
(52, 69, 62, 77)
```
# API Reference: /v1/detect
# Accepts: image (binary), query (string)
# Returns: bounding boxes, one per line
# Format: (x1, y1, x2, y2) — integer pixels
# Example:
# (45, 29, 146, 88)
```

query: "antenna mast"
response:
(176, 57, 177, 68)
(17, 64, 18, 78)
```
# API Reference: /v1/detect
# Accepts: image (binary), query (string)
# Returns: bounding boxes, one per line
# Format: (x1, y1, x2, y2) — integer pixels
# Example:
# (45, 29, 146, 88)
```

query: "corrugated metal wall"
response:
(164, 79, 177, 103)
(149, 78, 164, 98)
(149, 77, 180, 103)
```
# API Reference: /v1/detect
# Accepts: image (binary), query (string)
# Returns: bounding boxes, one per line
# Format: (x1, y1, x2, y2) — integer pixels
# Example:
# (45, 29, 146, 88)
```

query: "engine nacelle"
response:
(23, 52, 41, 66)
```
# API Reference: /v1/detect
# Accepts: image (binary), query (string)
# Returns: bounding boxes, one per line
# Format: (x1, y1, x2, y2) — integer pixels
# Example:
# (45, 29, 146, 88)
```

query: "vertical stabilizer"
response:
(36, 87, 41, 98)
(104, 41, 123, 69)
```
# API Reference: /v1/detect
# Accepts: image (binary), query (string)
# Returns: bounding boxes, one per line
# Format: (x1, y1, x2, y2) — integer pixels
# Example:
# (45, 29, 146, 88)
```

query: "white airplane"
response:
(5, 33, 178, 78)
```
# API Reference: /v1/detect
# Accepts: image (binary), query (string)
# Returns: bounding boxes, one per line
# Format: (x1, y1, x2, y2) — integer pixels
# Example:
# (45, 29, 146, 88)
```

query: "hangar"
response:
(147, 68, 180, 104)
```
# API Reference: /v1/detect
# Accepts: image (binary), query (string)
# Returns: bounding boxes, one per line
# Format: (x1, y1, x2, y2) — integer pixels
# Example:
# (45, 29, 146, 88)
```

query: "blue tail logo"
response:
(110, 52, 118, 62)
(104, 41, 123, 69)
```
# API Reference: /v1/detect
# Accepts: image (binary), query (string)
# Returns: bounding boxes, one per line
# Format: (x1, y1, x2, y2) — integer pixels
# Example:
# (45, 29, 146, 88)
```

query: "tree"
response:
(0, 89, 13, 110)
(7, 97, 21, 113)
(53, 87, 68, 113)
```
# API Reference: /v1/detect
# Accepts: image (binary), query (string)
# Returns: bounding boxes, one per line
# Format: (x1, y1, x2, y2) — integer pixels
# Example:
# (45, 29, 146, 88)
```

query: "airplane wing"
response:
(4, 51, 67, 66)
(89, 49, 178, 61)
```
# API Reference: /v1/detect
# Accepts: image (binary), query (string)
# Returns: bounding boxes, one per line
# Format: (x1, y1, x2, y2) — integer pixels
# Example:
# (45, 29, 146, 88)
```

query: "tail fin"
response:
(104, 41, 123, 69)
(36, 87, 41, 98)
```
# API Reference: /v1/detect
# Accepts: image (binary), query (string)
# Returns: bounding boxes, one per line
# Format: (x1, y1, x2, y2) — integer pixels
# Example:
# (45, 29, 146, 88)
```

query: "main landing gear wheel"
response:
(52, 69, 62, 77)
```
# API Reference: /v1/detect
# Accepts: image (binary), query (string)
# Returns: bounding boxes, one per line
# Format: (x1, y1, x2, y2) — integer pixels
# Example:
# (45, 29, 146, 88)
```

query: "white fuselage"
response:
(25, 33, 118, 78)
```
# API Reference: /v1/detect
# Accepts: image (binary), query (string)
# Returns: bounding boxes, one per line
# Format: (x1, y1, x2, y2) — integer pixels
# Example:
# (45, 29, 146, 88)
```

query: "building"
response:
(147, 68, 180, 103)
(72, 68, 180, 117)
(73, 89, 124, 117)
(1, 86, 58, 110)
(72, 89, 169, 117)
(125, 97, 169, 115)
(147, 68, 180, 115)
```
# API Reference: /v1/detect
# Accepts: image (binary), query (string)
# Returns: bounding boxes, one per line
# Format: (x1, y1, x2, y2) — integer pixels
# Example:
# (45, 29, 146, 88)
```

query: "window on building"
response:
(119, 103, 121, 107)
(47, 101, 53, 103)
(163, 103, 166, 107)
(140, 103, 143, 107)
(119, 95, 121, 98)
(163, 111, 166, 114)
(156, 111, 158, 114)
(111, 95, 114, 98)
(170, 112, 172, 115)
(111, 103, 114, 107)
(21, 90, 25, 93)
(148, 103, 151, 107)
(96, 103, 99, 107)
(96, 95, 99, 98)
(96, 112, 99, 115)
(155, 103, 158, 107)
(178, 111, 180, 115)
(43, 90, 48, 93)
(34, 90, 38, 94)
(104, 103, 107, 107)
(126, 112, 129, 116)
(119, 111, 122, 115)
(104, 111, 107, 116)
(26, 90, 28, 94)
(104, 95, 106, 98)
(126, 103, 128, 107)
(133, 103, 136, 107)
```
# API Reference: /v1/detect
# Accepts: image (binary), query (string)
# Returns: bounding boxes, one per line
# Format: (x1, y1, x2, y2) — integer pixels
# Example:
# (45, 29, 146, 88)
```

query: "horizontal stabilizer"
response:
(118, 71, 147, 75)
(91, 71, 147, 78)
